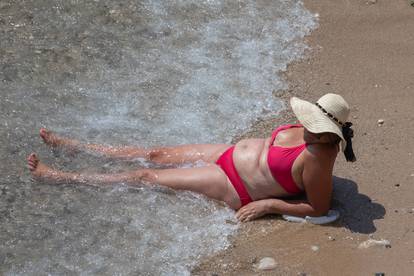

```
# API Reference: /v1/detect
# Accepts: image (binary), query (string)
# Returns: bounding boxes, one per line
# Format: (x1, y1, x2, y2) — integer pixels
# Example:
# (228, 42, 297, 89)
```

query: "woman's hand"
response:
(235, 200, 270, 222)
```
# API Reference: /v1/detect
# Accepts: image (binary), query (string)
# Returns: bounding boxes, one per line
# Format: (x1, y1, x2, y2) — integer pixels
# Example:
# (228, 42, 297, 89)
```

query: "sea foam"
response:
(0, 0, 317, 275)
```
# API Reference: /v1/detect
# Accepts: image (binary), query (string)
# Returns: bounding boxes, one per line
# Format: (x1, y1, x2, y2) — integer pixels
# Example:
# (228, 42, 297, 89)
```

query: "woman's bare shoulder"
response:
(303, 143, 338, 165)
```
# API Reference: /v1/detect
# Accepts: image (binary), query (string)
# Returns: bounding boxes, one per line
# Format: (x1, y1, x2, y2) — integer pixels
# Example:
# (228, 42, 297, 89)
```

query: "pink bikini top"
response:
(267, 124, 306, 194)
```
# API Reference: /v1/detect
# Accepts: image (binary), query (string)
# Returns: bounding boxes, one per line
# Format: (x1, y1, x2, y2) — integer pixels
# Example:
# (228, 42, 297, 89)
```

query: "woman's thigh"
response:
(153, 164, 241, 209)
(149, 144, 232, 164)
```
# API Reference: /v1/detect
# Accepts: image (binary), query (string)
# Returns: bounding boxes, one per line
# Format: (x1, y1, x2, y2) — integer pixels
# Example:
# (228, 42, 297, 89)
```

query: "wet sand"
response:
(194, 0, 414, 275)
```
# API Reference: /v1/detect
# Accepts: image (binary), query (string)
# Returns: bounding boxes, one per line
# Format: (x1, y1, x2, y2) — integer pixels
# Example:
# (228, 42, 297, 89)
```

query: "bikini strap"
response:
(270, 124, 303, 144)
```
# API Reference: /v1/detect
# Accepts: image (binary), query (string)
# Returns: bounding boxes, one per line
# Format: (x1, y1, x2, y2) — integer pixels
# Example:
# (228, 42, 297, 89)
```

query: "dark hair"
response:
(319, 126, 356, 162)
(322, 132, 342, 145)
(342, 122, 356, 162)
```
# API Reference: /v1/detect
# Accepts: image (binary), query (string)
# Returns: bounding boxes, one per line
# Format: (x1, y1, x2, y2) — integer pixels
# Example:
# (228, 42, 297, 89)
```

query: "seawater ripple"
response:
(0, 0, 317, 275)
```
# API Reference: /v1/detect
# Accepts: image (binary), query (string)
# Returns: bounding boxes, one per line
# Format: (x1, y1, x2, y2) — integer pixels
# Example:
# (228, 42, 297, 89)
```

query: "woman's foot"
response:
(39, 128, 70, 147)
(27, 153, 66, 182)
(27, 153, 144, 185)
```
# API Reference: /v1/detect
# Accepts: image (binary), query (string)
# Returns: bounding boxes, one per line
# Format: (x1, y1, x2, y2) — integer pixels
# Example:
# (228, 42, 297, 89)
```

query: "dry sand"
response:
(194, 0, 414, 275)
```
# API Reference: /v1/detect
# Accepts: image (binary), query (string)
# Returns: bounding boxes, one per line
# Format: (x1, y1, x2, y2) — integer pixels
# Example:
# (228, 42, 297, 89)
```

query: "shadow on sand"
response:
(332, 176, 385, 234)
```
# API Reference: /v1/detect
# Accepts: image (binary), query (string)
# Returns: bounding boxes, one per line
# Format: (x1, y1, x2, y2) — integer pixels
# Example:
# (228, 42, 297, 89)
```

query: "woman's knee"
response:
(147, 148, 170, 163)
(131, 169, 158, 183)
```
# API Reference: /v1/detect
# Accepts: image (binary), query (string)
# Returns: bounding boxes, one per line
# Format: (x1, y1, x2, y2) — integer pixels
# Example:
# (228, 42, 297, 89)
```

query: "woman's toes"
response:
(39, 128, 66, 147)
(27, 153, 35, 161)
(40, 128, 46, 135)
(30, 153, 38, 162)
(27, 153, 39, 171)
(39, 128, 50, 140)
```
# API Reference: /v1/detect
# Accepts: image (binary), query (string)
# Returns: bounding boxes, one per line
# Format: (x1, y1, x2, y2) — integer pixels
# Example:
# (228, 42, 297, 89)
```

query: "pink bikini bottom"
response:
(216, 146, 252, 207)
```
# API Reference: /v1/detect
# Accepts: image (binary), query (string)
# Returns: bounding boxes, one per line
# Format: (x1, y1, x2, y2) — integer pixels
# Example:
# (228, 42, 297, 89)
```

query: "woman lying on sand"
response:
(27, 93, 355, 221)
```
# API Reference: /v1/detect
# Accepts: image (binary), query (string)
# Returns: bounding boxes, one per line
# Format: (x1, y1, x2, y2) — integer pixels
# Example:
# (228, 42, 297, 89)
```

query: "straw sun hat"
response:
(290, 93, 351, 151)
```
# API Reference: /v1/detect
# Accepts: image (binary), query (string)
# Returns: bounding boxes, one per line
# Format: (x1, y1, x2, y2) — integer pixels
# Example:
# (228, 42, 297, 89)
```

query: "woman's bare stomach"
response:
(233, 138, 294, 200)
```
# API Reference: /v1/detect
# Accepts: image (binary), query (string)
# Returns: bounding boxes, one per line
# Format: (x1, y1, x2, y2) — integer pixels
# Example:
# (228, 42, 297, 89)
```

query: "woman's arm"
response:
(235, 198, 326, 222)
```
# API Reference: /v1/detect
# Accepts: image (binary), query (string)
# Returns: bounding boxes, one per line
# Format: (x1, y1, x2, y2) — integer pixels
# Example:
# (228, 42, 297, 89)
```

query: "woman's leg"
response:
(27, 153, 241, 209)
(40, 128, 231, 164)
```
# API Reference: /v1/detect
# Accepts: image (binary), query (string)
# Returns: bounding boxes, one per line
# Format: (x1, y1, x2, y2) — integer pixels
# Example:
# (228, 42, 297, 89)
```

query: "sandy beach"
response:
(194, 0, 414, 275)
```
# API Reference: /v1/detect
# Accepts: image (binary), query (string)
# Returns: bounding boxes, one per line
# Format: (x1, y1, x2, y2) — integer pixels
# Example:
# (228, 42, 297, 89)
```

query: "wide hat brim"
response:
(290, 97, 346, 150)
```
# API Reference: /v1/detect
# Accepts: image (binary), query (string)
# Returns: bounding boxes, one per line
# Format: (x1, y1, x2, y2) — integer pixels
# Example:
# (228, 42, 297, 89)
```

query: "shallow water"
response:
(0, 0, 317, 274)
